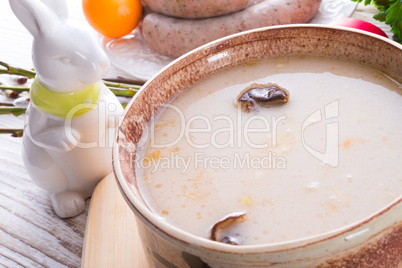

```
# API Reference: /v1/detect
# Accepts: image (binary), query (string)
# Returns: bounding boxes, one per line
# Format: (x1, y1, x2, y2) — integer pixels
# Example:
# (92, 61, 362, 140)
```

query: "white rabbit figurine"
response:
(9, 0, 124, 218)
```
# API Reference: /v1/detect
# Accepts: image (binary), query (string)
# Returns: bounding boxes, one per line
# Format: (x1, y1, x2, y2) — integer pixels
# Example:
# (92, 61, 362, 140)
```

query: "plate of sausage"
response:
(102, 0, 358, 82)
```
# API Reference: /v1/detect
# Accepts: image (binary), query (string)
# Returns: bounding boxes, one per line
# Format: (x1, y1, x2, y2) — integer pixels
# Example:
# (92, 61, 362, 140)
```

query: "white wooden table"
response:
(0, 1, 394, 267)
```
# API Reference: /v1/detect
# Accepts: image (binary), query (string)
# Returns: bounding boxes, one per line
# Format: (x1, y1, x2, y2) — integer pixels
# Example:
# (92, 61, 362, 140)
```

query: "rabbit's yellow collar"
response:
(30, 77, 100, 118)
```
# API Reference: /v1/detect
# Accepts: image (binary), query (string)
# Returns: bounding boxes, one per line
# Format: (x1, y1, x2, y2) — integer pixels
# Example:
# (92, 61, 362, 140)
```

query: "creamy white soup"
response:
(135, 56, 402, 245)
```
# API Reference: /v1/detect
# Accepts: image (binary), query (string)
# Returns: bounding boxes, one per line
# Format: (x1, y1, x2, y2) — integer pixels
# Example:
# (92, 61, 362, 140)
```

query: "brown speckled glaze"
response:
(113, 25, 402, 267)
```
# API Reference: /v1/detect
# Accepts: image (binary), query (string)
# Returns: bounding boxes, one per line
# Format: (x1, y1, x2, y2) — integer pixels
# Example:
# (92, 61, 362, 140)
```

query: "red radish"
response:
(328, 18, 388, 38)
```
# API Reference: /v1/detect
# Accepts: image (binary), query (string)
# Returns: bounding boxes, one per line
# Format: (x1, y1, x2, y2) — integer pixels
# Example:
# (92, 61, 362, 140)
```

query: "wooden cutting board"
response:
(81, 173, 148, 267)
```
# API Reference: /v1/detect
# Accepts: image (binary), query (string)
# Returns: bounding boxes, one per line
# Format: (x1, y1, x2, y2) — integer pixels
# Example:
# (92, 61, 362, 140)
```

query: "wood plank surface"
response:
(0, 118, 89, 268)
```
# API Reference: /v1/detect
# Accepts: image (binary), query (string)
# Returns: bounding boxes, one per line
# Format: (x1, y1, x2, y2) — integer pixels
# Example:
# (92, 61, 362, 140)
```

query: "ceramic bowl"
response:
(113, 25, 402, 267)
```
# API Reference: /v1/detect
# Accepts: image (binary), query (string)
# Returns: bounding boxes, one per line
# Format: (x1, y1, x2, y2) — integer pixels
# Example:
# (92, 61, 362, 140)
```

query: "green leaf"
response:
(351, 0, 374, 4)
(373, 0, 396, 7)
(392, 33, 402, 40)
(374, 9, 388, 21)
(386, 0, 402, 40)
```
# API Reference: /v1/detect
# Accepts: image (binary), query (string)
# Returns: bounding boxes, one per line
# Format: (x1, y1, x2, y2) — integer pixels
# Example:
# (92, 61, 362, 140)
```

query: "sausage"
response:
(142, 0, 322, 58)
(142, 0, 252, 19)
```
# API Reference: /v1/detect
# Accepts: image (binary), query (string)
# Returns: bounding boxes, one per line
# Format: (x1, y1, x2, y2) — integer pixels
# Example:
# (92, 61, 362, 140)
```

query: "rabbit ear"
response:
(40, 0, 69, 21)
(9, 0, 59, 37)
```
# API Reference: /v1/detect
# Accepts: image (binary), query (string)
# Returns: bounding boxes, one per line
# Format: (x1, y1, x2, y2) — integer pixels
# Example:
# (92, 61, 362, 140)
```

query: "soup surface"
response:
(136, 56, 402, 245)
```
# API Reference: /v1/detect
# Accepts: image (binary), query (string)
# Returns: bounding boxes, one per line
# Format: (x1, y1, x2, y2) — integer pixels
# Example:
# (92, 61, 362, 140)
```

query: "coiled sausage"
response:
(142, 0, 252, 19)
(142, 0, 322, 58)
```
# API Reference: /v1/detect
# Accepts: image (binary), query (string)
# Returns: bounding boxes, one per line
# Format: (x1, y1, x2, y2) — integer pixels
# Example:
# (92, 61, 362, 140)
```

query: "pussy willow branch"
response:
(0, 61, 143, 96)
(103, 76, 145, 86)
(0, 107, 26, 115)
(0, 84, 139, 97)
(0, 61, 142, 110)
(0, 128, 23, 137)
(0, 61, 36, 78)
(0, 61, 143, 136)
(0, 85, 30, 94)
(0, 102, 15, 107)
